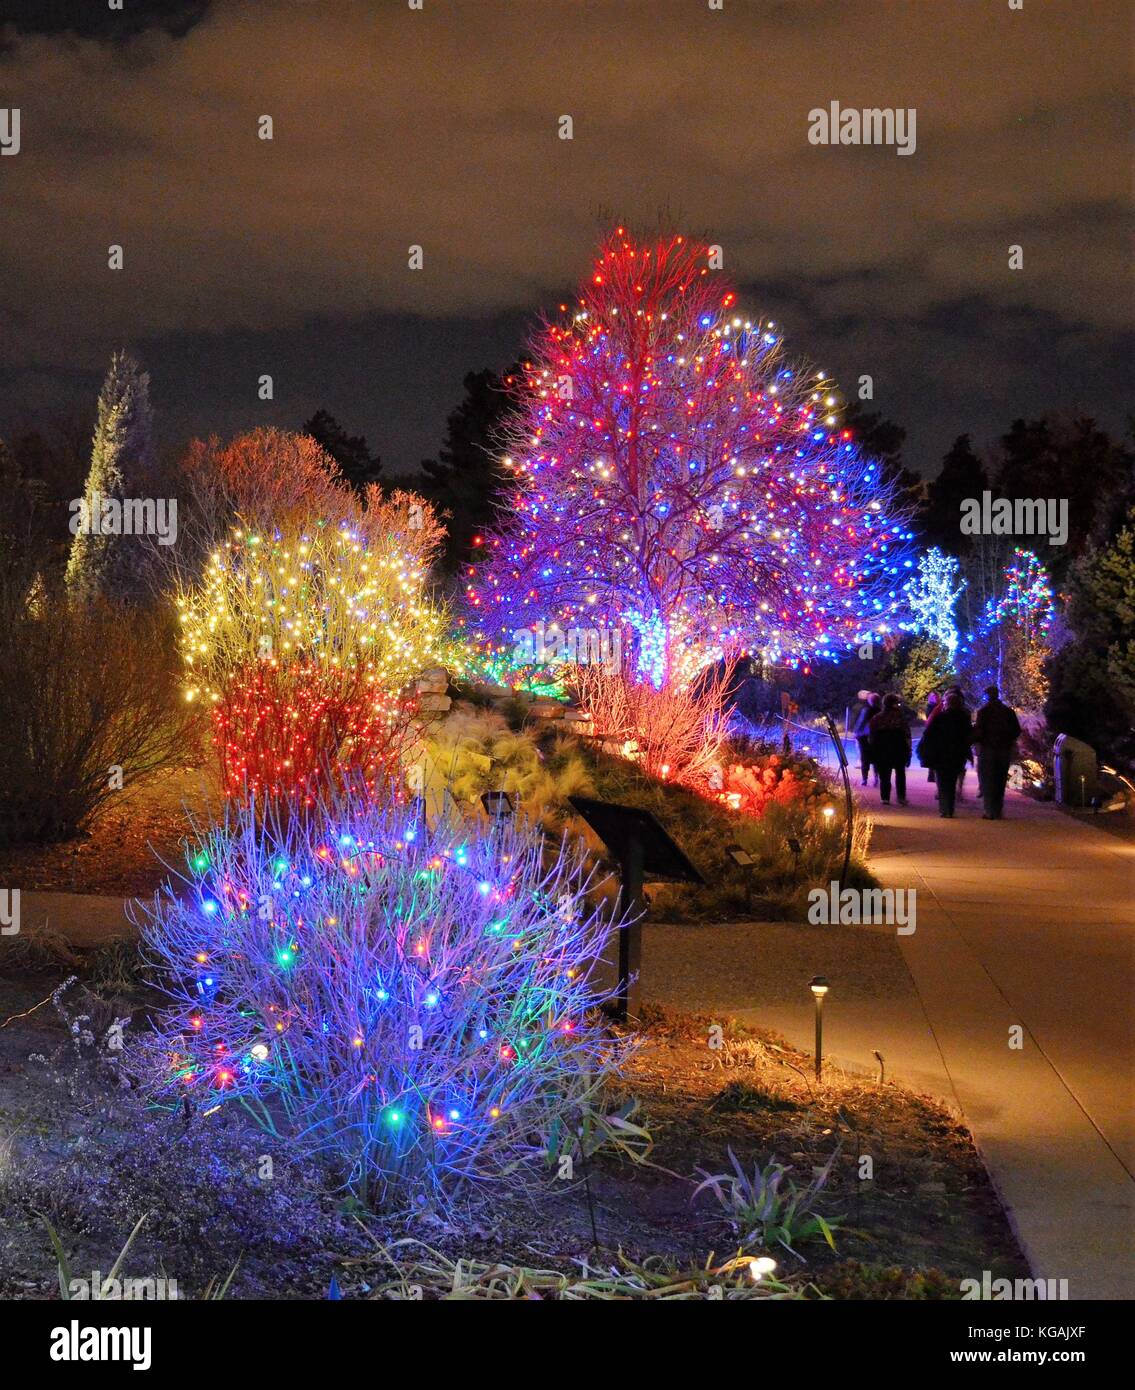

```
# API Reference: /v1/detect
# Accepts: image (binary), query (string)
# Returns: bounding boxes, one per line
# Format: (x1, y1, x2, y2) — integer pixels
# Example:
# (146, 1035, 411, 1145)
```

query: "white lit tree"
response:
(905, 547, 965, 659)
(65, 351, 157, 603)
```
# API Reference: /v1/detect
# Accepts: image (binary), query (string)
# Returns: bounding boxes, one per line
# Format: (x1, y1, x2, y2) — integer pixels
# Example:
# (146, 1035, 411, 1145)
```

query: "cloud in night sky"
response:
(0, 0, 1130, 472)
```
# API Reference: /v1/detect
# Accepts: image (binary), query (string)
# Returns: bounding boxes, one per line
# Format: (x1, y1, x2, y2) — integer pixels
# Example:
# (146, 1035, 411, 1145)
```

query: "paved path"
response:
(867, 767, 1134, 1300)
(644, 758, 1134, 1298)
(13, 891, 138, 949)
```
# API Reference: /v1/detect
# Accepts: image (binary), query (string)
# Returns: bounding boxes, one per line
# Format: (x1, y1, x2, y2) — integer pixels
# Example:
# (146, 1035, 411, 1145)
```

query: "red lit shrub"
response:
(212, 662, 419, 813)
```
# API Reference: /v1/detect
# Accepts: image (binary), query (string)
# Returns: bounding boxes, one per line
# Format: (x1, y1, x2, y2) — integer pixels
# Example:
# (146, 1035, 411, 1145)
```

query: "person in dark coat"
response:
(972, 684, 1022, 819)
(852, 694, 881, 787)
(869, 693, 912, 806)
(923, 690, 942, 783)
(943, 684, 973, 799)
(917, 691, 973, 817)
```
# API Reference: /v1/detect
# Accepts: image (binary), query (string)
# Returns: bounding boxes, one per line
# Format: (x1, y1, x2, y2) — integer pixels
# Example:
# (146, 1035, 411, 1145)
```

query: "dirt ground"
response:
(0, 765, 216, 896)
(0, 947, 1025, 1300)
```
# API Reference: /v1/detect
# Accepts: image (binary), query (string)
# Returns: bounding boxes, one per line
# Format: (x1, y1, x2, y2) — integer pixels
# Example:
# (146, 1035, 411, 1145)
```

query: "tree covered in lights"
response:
(962, 547, 1055, 708)
(136, 794, 625, 1202)
(66, 351, 157, 603)
(465, 229, 913, 687)
(905, 547, 965, 659)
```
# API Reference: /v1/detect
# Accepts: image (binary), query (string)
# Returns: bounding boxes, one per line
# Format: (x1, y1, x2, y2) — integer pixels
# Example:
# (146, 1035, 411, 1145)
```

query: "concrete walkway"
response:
(644, 768, 1134, 1299)
(868, 768, 1134, 1300)
(13, 891, 138, 950)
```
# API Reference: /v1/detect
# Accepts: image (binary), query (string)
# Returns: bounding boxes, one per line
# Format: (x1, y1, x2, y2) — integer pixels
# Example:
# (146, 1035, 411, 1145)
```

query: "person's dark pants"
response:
(877, 761, 906, 803)
(935, 761, 965, 816)
(978, 751, 1011, 818)
(856, 737, 871, 783)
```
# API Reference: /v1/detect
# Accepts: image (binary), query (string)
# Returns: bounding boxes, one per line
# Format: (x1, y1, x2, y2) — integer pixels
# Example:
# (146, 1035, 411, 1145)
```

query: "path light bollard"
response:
(810, 976, 830, 1081)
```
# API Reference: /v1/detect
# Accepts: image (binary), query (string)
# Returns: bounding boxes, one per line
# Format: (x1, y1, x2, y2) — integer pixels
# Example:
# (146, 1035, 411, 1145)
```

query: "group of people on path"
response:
(851, 684, 1023, 820)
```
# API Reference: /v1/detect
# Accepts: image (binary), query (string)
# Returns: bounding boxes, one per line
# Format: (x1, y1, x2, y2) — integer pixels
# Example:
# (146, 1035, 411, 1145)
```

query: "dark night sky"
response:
(0, 0, 1131, 477)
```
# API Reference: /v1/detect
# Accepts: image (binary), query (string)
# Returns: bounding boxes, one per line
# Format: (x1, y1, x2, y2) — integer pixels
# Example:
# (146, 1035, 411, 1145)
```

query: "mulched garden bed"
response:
(0, 950, 1025, 1300)
(0, 765, 214, 897)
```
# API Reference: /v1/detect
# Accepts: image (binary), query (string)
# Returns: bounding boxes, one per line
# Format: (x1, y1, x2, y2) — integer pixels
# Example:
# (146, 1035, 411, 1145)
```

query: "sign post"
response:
(569, 797, 704, 1023)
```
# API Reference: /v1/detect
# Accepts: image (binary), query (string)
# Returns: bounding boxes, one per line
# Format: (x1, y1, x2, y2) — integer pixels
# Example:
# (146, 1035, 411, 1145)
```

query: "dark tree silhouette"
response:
(302, 408, 382, 495)
(419, 365, 521, 575)
(924, 434, 989, 554)
(841, 401, 923, 513)
(994, 416, 1135, 581)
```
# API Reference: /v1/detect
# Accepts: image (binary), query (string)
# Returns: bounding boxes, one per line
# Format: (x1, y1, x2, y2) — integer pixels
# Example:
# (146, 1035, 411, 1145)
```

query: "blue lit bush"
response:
(136, 794, 625, 1205)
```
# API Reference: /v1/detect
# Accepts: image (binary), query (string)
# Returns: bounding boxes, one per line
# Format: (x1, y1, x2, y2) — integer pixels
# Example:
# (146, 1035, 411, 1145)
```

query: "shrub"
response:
(571, 661, 733, 783)
(136, 793, 625, 1206)
(0, 597, 198, 845)
(172, 428, 352, 571)
(718, 754, 825, 818)
(212, 660, 420, 815)
(176, 513, 447, 705)
(693, 1145, 842, 1259)
(416, 703, 595, 824)
(893, 637, 955, 711)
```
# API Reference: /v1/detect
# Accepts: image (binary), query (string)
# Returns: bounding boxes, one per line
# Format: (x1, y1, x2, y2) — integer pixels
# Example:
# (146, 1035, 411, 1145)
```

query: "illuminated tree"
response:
(65, 351, 156, 603)
(962, 547, 1054, 707)
(466, 229, 913, 687)
(905, 547, 965, 659)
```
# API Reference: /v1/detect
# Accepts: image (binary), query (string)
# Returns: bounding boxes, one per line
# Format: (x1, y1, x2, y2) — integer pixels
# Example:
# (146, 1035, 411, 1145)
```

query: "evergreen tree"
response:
(419, 365, 521, 575)
(1047, 508, 1135, 746)
(924, 434, 989, 554)
(301, 408, 382, 494)
(994, 416, 1134, 583)
(65, 351, 156, 603)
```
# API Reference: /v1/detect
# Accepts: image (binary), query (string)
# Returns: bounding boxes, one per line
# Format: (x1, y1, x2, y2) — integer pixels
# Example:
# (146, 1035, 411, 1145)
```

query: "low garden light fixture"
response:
(809, 975, 830, 1081)
(725, 843, 754, 867)
(749, 1256, 777, 1282)
(822, 805, 835, 821)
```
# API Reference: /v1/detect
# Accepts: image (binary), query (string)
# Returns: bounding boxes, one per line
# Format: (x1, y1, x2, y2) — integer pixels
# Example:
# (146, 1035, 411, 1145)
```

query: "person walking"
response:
(869, 693, 912, 806)
(972, 684, 1021, 820)
(916, 691, 973, 817)
(924, 690, 942, 784)
(944, 684, 972, 800)
(852, 693, 881, 787)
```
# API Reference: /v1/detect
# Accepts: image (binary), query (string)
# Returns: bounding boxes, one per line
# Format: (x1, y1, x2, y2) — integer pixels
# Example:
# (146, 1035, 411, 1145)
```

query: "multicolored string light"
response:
(982, 547, 1055, 642)
(137, 795, 626, 1200)
(465, 228, 914, 687)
